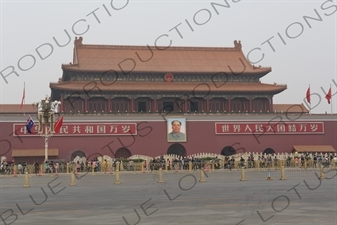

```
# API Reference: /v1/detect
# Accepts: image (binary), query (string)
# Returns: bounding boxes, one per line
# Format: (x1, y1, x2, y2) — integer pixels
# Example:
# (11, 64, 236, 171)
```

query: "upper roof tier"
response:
(62, 37, 271, 75)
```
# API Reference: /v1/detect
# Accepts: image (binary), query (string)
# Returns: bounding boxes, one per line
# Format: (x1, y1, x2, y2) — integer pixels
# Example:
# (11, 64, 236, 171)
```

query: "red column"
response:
(107, 97, 111, 112)
(179, 99, 184, 112)
(84, 97, 88, 112)
(206, 98, 210, 112)
(60, 95, 64, 112)
(228, 98, 231, 112)
(185, 98, 188, 112)
(131, 97, 134, 112)
(153, 97, 157, 112)
(270, 97, 273, 112)
(249, 98, 252, 113)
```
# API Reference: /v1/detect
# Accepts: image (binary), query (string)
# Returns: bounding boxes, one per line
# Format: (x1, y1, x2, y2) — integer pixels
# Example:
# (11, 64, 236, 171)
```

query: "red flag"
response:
(54, 115, 64, 133)
(20, 83, 25, 108)
(306, 87, 310, 104)
(325, 87, 332, 104)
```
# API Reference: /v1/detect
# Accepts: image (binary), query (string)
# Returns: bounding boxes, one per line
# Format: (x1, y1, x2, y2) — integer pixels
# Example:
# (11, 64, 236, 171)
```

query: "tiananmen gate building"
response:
(0, 37, 336, 163)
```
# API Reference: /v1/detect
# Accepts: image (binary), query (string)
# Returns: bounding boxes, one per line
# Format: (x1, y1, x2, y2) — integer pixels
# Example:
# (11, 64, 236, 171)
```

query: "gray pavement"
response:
(0, 168, 336, 225)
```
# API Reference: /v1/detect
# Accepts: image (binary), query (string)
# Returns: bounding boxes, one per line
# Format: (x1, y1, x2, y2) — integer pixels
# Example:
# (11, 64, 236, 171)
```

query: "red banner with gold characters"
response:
(13, 123, 137, 136)
(215, 122, 324, 134)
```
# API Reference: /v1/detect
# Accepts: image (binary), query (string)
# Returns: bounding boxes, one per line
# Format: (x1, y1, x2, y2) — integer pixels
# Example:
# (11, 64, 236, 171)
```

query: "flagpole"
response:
(309, 85, 311, 115)
(23, 82, 26, 116)
(330, 84, 333, 115)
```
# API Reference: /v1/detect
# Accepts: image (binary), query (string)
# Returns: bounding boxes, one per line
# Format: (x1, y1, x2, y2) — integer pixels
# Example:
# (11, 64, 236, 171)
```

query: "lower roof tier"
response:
(50, 81, 287, 94)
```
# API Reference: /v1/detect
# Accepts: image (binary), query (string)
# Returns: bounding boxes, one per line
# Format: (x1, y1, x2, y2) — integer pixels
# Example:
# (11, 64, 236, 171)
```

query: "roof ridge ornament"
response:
(74, 36, 83, 47)
(234, 40, 242, 50)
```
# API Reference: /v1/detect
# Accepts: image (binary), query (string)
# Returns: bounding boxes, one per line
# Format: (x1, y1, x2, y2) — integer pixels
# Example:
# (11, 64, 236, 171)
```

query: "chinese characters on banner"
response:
(215, 122, 324, 134)
(13, 123, 137, 136)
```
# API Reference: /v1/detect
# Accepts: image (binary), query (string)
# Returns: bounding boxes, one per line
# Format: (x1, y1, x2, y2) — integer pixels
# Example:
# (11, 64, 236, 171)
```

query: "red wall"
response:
(1, 117, 336, 162)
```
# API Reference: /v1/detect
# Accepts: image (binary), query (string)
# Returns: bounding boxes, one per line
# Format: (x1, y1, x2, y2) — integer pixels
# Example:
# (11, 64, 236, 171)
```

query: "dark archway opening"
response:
(163, 102, 174, 111)
(190, 101, 198, 112)
(115, 147, 132, 159)
(138, 102, 146, 112)
(221, 146, 236, 156)
(263, 148, 275, 155)
(71, 150, 86, 161)
(167, 144, 186, 157)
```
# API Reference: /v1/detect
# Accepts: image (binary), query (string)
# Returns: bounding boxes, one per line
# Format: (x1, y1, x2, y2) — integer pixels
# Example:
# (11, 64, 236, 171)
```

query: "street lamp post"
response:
(33, 95, 61, 162)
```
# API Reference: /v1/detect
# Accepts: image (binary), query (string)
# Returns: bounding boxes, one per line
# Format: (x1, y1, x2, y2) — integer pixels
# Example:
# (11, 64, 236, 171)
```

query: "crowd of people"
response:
(222, 153, 337, 169)
(286, 153, 336, 168)
(146, 156, 217, 171)
(143, 153, 337, 171)
(74, 158, 102, 173)
(1, 153, 337, 175)
(0, 160, 15, 175)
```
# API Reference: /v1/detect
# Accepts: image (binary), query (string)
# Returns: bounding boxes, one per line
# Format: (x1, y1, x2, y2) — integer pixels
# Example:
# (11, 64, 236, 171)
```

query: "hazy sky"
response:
(0, 0, 336, 114)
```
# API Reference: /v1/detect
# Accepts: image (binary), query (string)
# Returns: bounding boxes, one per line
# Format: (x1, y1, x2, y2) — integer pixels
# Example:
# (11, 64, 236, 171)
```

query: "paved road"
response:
(0, 169, 336, 225)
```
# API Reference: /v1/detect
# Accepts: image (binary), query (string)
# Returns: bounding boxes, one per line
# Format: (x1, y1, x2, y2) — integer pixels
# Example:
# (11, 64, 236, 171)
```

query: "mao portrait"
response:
(167, 118, 186, 142)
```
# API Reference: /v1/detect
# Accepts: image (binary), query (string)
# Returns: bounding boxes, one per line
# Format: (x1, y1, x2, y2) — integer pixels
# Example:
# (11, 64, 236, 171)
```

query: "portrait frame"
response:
(167, 117, 187, 142)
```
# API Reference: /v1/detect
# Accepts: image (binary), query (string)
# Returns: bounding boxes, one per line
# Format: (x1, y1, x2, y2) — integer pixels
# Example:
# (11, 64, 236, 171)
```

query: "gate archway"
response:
(167, 144, 186, 157)
(263, 148, 275, 155)
(220, 146, 236, 156)
(71, 150, 86, 161)
(115, 147, 132, 159)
